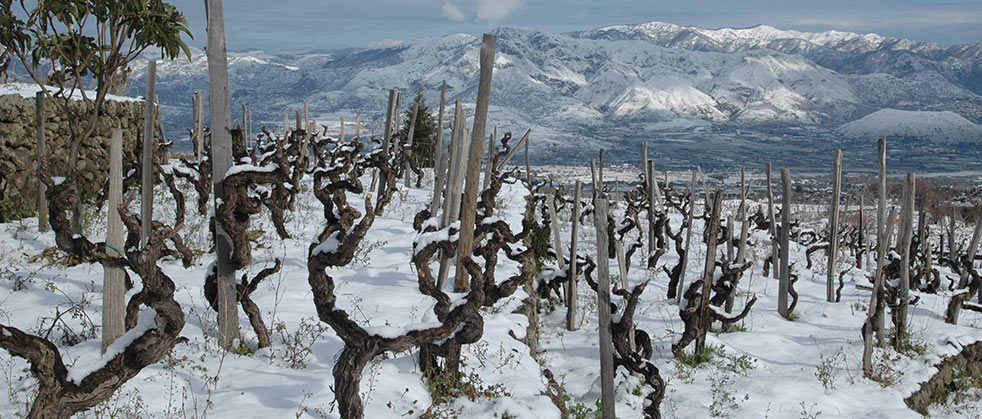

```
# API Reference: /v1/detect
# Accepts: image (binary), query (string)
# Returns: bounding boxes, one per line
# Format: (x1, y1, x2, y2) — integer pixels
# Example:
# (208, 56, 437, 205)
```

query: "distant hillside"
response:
(120, 21, 982, 170)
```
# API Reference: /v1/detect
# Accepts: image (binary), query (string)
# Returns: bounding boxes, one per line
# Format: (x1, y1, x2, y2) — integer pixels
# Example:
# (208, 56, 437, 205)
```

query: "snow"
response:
(0, 82, 140, 102)
(66, 310, 158, 384)
(839, 108, 982, 142)
(0, 167, 979, 418)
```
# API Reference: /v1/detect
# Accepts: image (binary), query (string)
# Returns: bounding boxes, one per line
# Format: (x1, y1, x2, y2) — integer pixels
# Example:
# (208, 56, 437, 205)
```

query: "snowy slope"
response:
(839, 109, 982, 142)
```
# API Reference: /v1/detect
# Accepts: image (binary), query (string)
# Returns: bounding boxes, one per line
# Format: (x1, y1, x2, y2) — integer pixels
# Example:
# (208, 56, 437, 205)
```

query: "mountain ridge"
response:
(120, 20, 982, 170)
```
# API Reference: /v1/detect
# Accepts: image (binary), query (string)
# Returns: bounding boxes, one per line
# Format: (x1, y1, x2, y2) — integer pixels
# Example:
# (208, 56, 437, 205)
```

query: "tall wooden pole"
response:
(206, 0, 240, 350)
(141, 60, 156, 247)
(436, 102, 467, 290)
(547, 193, 565, 270)
(567, 181, 582, 331)
(736, 167, 749, 265)
(767, 162, 779, 278)
(697, 190, 723, 351)
(355, 114, 362, 139)
(827, 149, 843, 302)
(524, 134, 531, 187)
(895, 172, 915, 350)
(454, 34, 496, 292)
(864, 209, 897, 375)
(102, 129, 125, 352)
(195, 92, 205, 161)
(404, 101, 419, 187)
(677, 170, 697, 304)
(779, 168, 792, 319)
(378, 90, 397, 203)
(35, 91, 48, 232)
(591, 159, 616, 419)
(430, 81, 448, 215)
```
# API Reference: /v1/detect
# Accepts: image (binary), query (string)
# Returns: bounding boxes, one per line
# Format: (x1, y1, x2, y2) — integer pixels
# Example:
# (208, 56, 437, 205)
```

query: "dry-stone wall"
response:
(0, 90, 144, 220)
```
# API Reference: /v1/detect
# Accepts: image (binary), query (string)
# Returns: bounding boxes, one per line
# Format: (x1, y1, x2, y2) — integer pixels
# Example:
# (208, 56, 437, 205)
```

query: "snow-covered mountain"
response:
(130, 21, 982, 170)
(839, 109, 982, 142)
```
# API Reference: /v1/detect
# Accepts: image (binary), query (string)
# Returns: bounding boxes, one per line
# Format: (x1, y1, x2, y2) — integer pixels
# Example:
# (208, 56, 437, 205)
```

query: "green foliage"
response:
(400, 88, 438, 168)
(528, 220, 552, 272)
(0, 197, 36, 223)
(1, 0, 191, 90)
(679, 344, 725, 368)
(425, 369, 511, 406)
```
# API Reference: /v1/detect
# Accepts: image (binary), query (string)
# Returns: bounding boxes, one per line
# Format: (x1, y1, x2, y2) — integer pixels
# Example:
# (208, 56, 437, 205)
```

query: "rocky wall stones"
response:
(0, 93, 144, 219)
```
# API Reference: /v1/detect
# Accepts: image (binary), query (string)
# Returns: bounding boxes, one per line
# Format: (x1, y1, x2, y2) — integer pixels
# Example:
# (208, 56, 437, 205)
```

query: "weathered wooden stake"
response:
(547, 193, 565, 270)
(697, 190, 723, 350)
(355, 114, 362, 138)
(895, 172, 915, 350)
(864, 208, 898, 376)
(779, 168, 792, 319)
(524, 134, 531, 187)
(102, 129, 125, 352)
(404, 101, 419, 187)
(949, 207, 958, 263)
(453, 34, 496, 292)
(141, 60, 156, 247)
(429, 81, 448, 215)
(495, 129, 530, 171)
(736, 167, 749, 264)
(567, 180, 582, 331)
(378, 90, 397, 205)
(207, 0, 240, 350)
(828, 149, 843, 302)
(767, 162, 779, 278)
(647, 160, 658, 268)
(677, 170, 697, 304)
(590, 159, 616, 419)
(35, 91, 48, 232)
(436, 102, 466, 290)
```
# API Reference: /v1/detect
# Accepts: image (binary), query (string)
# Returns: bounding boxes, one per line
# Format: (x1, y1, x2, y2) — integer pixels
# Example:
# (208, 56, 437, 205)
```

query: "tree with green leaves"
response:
(400, 88, 438, 167)
(0, 0, 192, 232)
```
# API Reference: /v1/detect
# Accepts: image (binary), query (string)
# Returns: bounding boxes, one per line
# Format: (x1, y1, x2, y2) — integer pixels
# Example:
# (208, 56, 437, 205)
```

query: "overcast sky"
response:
(173, 0, 982, 52)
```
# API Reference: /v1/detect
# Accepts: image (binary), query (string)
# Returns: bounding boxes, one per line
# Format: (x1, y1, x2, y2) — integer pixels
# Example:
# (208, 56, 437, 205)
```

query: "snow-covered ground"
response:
(0, 166, 980, 418)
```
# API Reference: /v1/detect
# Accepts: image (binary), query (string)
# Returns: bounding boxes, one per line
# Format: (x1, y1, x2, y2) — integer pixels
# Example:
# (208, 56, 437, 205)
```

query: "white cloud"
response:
(476, 0, 525, 23)
(366, 39, 405, 48)
(442, 1, 466, 22)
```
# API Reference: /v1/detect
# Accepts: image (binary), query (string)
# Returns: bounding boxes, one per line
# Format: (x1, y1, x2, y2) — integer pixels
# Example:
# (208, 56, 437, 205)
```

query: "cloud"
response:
(366, 39, 405, 48)
(441, 1, 466, 22)
(476, 0, 525, 23)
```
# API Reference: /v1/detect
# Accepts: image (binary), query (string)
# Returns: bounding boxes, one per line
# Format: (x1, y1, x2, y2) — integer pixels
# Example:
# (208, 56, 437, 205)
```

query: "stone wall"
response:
(0, 93, 144, 219)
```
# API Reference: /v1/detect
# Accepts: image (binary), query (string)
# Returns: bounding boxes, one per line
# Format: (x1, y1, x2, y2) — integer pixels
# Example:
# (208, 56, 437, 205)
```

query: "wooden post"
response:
(779, 168, 792, 319)
(859, 191, 866, 269)
(436, 102, 466, 290)
(697, 190, 723, 351)
(377, 90, 397, 204)
(875, 139, 888, 343)
(949, 208, 958, 263)
(647, 160, 657, 268)
(35, 91, 48, 232)
(102, 129, 125, 352)
(393, 92, 402, 137)
(642, 141, 649, 184)
(828, 149, 843, 302)
(247, 109, 253, 151)
(590, 159, 616, 419)
(295, 110, 301, 132)
(767, 162, 779, 278)
(736, 167, 749, 264)
(141, 60, 156, 248)
(282, 111, 288, 139)
(207, 0, 240, 350)
(567, 181, 582, 331)
(677, 170, 697, 303)
(524, 133, 532, 187)
(895, 172, 915, 350)
(355, 114, 362, 139)
(404, 101, 419, 187)
(864, 209, 898, 375)
(430, 83, 448, 216)
(453, 34, 496, 292)
(303, 101, 308, 131)
(483, 126, 497, 191)
(547, 193, 565, 270)
(198, 92, 207, 160)
(726, 216, 734, 262)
